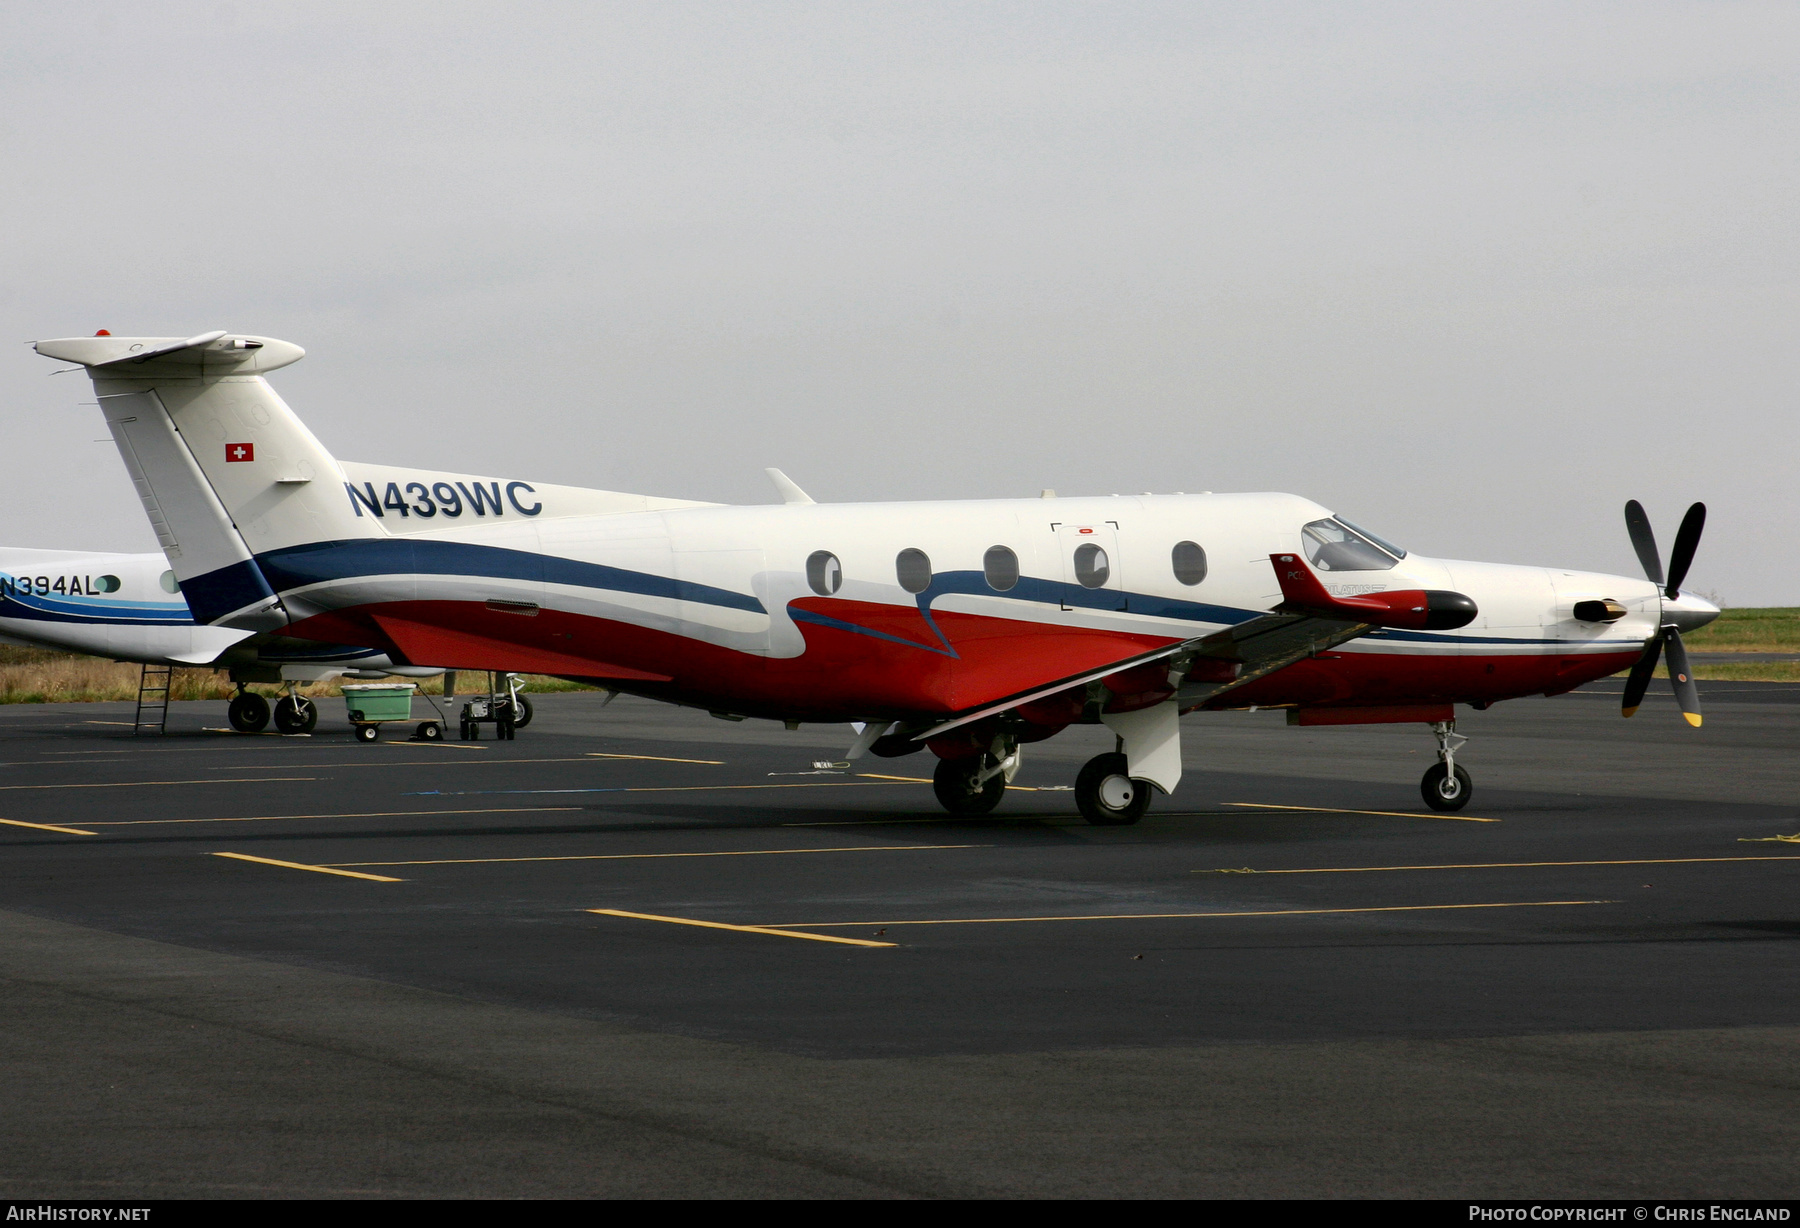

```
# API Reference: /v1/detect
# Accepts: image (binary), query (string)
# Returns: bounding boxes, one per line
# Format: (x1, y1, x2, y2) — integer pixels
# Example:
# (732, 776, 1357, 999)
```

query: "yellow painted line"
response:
(0, 776, 316, 792)
(587, 752, 725, 765)
(589, 907, 896, 948)
(222, 757, 593, 769)
(211, 852, 403, 882)
(80, 721, 136, 726)
(856, 773, 933, 783)
(0, 816, 97, 835)
(1741, 834, 1800, 844)
(1225, 801, 1499, 823)
(1197, 856, 1800, 875)
(76, 806, 583, 827)
(329, 843, 984, 867)
(765, 900, 1613, 929)
(616, 782, 920, 794)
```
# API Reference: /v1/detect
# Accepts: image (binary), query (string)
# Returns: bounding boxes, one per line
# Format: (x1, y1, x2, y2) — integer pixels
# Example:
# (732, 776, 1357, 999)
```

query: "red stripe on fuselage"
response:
(282, 599, 1637, 721)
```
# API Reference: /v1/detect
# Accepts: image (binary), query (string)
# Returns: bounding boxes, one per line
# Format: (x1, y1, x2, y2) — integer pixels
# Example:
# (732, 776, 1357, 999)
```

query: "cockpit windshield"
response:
(1301, 517, 1407, 572)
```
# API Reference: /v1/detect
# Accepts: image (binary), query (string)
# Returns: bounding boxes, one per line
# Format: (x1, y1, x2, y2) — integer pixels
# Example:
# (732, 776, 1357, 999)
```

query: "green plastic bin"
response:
(341, 683, 416, 723)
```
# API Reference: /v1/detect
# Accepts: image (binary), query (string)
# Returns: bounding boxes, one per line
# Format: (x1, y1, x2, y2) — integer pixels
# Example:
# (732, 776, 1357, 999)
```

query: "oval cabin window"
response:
(95, 574, 122, 593)
(895, 548, 932, 595)
(1171, 541, 1207, 586)
(805, 550, 843, 596)
(983, 545, 1019, 592)
(1073, 543, 1110, 588)
(159, 570, 181, 594)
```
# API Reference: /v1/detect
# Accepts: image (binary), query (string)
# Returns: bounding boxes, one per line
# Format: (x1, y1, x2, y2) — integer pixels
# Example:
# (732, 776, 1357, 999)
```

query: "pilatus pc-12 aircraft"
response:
(35, 330, 1719, 821)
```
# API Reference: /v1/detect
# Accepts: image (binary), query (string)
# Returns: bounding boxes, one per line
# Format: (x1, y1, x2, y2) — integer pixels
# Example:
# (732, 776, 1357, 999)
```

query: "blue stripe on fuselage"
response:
(181, 538, 1643, 654)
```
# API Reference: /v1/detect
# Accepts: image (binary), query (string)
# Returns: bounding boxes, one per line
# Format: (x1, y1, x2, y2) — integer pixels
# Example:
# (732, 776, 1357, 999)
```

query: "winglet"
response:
(764, 468, 816, 505)
(1268, 554, 1478, 631)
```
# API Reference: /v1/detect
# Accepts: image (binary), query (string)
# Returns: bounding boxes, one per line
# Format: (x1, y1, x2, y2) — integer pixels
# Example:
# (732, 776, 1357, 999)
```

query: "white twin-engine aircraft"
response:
(34, 330, 1719, 820)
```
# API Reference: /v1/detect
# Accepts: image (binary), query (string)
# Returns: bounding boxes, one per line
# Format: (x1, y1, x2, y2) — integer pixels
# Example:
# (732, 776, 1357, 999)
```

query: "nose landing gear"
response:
(1421, 719, 1472, 811)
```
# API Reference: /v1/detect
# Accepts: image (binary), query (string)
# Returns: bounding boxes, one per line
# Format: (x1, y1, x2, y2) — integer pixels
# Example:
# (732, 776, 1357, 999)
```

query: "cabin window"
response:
(1171, 541, 1207, 586)
(1073, 542, 1110, 588)
(159, 570, 181, 594)
(983, 545, 1019, 592)
(895, 548, 932, 594)
(1301, 517, 1404, 572)
(805, 550, 843, 596)
(95, 575, 121, 593)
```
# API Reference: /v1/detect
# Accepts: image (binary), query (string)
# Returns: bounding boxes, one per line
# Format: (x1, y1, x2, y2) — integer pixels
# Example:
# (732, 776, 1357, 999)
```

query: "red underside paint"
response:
(284, 599, 1640, 723)
(369, 613, 671, 681)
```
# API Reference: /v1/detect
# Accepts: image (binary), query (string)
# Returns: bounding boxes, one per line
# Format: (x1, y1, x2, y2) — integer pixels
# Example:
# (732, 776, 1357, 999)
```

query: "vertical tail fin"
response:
(36, 332, 383, 627)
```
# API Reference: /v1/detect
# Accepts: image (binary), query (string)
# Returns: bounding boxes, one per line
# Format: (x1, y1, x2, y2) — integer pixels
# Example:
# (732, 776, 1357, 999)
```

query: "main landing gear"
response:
(931, 735, 1020, 815)
(1421, 719, 1472, 811)
(273, 684, 318, 735)
(1075, 751, 1152, 825)
(227, 688, 269, 733)
(228, 684, 318, 735)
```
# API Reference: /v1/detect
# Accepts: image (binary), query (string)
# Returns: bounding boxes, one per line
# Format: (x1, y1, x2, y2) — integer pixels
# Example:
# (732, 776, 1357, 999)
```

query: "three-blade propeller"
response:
(1621, 500, 1706, 727)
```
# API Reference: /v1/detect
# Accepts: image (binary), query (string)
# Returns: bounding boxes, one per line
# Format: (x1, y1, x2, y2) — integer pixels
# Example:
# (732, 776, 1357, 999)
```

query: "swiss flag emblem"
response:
(226, 443, 254, 463)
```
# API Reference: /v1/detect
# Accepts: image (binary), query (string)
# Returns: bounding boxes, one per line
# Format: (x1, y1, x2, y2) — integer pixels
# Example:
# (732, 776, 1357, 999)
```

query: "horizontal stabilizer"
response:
(370, 614, 671, 681)
(34, 333, 305, 376)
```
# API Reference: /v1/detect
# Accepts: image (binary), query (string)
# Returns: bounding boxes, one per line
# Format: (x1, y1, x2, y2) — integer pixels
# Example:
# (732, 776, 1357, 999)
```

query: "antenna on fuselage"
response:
(764, 468, 815, 506)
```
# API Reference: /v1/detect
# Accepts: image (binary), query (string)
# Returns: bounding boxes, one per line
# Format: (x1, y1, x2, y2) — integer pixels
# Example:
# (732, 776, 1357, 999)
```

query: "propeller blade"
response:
(1664, 502, 1707, 599)
(1663, 626, 1702, 727)
(1621, 634, 1663, 718)
(1624, 499, 1664, 588)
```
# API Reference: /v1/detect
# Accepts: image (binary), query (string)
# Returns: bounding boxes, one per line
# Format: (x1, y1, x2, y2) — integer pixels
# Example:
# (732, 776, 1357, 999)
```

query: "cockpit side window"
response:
(1301, 517, 1405, 572)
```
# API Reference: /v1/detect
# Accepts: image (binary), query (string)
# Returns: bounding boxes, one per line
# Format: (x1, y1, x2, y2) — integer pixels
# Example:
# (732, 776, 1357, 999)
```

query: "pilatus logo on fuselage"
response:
(345, 480, 542, 520)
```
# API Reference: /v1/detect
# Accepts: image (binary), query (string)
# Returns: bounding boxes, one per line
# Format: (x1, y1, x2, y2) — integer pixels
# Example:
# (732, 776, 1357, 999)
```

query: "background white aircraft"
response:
(34, 330, 1719, 818)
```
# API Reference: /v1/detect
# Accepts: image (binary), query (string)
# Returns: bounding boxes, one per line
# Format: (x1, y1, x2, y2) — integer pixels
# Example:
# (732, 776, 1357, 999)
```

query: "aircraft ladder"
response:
(133, 664, 172, 736)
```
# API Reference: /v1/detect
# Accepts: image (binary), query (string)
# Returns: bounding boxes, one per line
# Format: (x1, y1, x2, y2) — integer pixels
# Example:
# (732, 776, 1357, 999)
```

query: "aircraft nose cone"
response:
(1663, 589, 1721, 633)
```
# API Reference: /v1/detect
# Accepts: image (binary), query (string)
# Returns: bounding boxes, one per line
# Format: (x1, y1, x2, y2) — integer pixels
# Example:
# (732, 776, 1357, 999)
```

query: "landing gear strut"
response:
(227, 688, 269, 733)
(1075, 750, 1152, 826)
(1421, 720, 1472, 811)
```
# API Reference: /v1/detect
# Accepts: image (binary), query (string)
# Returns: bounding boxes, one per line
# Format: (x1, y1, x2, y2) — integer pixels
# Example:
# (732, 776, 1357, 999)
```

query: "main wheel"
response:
(510, 693, 533, 728)
(273, 695, 317, 735)
(354, 723, 380, 743)
(228, 692, 270, 733)
(1421, 762, 1473, 811)
(932, 755, 1006, 815)
(1075, 752, 1152, 826)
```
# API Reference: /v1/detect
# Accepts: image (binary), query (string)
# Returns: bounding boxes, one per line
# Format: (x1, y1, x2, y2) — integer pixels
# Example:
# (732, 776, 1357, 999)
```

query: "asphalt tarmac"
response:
(1, 682, 1797, 1198)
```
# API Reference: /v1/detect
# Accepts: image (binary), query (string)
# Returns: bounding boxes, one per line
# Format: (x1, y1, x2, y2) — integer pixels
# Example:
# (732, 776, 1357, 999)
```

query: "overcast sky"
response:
(3, 2, 1795, 602)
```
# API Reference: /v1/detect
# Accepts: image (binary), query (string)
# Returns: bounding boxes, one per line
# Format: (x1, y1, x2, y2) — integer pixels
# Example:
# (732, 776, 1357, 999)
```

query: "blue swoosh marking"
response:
(251, 539, 763, 614)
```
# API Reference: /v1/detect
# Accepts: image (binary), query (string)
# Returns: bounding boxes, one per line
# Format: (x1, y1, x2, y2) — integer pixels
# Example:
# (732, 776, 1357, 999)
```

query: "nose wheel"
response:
(1420, 720, 1472, 811)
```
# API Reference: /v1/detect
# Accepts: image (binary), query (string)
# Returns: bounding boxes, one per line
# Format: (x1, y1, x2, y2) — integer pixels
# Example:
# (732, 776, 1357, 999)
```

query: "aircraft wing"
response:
(912, 550, 1477, 739)
(914, 612, 1374, 740)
